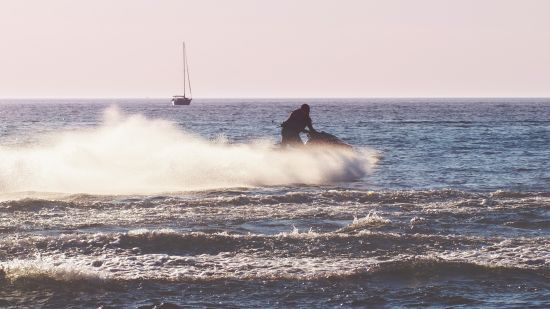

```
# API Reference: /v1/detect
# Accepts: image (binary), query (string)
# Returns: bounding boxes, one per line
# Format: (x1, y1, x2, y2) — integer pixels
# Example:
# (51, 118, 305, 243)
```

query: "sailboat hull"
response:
(172, 97, 192, 105)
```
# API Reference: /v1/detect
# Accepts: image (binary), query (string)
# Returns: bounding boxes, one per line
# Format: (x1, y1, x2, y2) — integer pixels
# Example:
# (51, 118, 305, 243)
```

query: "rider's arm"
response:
(306, 116, 316, 132)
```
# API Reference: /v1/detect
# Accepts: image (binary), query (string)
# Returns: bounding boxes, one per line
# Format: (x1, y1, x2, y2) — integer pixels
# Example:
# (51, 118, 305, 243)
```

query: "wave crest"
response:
(0, 259, 108, 287)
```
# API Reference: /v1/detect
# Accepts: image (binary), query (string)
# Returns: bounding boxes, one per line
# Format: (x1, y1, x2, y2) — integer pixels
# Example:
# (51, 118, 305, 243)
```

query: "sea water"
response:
(0, 98, 548, 308)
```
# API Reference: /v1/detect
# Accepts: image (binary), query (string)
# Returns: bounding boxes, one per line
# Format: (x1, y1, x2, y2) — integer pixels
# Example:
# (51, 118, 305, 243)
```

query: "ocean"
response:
(0, 98, 548, 308)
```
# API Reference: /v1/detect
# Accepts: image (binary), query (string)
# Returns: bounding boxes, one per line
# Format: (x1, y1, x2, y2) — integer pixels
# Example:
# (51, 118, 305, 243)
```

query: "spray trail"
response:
(0, 107, 378, 195)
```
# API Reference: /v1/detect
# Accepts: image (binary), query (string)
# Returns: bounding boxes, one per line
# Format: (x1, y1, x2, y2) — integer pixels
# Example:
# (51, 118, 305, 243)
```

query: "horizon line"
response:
(1, 96, 550, 100)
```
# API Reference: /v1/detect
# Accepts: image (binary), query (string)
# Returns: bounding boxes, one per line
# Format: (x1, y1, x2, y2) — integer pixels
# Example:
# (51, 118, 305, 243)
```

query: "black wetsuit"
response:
(281, 108, 314, 146)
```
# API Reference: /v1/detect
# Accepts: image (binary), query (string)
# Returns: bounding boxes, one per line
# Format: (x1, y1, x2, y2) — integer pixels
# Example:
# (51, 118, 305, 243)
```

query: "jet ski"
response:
(304, 130, 353, 150)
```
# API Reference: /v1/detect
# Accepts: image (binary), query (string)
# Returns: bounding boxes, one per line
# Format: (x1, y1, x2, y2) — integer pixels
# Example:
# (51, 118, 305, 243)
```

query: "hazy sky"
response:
(1, 0, 549, 98)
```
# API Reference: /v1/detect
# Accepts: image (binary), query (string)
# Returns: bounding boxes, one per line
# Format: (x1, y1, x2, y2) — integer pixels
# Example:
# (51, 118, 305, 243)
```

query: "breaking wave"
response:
(1, 256, 545, 287)
(2, 229, 547, 282)
(3, 188, 549, 210)
(0, 259, 108, 287)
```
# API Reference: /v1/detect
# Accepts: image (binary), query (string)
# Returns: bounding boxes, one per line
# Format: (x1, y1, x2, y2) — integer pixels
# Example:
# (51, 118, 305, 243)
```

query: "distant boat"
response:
(172, 42, 192, 105)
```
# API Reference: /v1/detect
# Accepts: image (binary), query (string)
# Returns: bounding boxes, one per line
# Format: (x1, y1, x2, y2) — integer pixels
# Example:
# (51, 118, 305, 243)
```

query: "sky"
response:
(0, 0, 549, 98)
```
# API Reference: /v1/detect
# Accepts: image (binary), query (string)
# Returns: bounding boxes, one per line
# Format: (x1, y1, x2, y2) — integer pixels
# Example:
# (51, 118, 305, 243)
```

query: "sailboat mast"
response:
(185, 45, 192, 99)
(182, 42, 186, 97)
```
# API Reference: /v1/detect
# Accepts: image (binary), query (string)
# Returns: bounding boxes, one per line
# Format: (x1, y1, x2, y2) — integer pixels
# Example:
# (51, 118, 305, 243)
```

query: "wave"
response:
(2, 188, 549, 210)
(2, 255, 545, 288)
(0, 107, 378, 196)
(3, 229, 546, 270)
(361, 258, 549, 280)
(0, 198, 75, 212)
(490, 190, 550, 198)
(0, 229, 479, 259)
(0, 259, 109, 287)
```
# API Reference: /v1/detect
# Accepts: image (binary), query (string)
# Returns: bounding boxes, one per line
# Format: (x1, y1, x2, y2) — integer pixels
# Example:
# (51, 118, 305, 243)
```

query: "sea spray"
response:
(0, 106, 378, 195)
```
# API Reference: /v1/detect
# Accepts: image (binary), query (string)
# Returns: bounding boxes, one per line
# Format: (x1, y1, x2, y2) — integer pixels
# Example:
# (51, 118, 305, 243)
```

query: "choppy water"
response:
(0, 98, 549, 308)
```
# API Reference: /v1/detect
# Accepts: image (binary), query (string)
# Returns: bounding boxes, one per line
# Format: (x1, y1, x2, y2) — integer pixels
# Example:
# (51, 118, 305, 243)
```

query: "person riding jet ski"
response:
(281, 104, 353, 150)
(280, 104, 317, 147)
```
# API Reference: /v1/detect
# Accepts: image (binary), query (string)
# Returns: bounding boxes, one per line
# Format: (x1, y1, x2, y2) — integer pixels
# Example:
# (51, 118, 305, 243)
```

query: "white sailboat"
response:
(172, 42, 192, 105)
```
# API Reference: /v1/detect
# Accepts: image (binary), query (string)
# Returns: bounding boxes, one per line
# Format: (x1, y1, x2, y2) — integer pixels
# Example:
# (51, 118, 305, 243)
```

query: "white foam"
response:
(337, 212, 391, 233)
(0, 107, 377, 196)
(1, 229, 546, 284)
(438, 237, 549, 269)
(1, 258, 108, 284)
(276, 225, 321, 238)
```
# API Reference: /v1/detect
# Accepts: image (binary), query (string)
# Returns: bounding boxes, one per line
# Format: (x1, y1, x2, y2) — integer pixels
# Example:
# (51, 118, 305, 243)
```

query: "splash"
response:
(337, 212, 392, 233)
(0, 107, 377, 195)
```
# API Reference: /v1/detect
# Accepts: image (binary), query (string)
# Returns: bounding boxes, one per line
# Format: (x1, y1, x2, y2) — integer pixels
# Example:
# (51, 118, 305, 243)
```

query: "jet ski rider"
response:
(281, 104, 317, 147)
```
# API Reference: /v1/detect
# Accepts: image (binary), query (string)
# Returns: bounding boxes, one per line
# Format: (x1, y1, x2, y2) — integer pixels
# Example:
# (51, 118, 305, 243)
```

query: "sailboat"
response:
(172, 42, 192, 105)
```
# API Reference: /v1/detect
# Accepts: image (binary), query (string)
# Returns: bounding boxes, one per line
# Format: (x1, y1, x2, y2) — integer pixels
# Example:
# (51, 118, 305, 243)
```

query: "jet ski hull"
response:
(305, 131, 353, 150)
